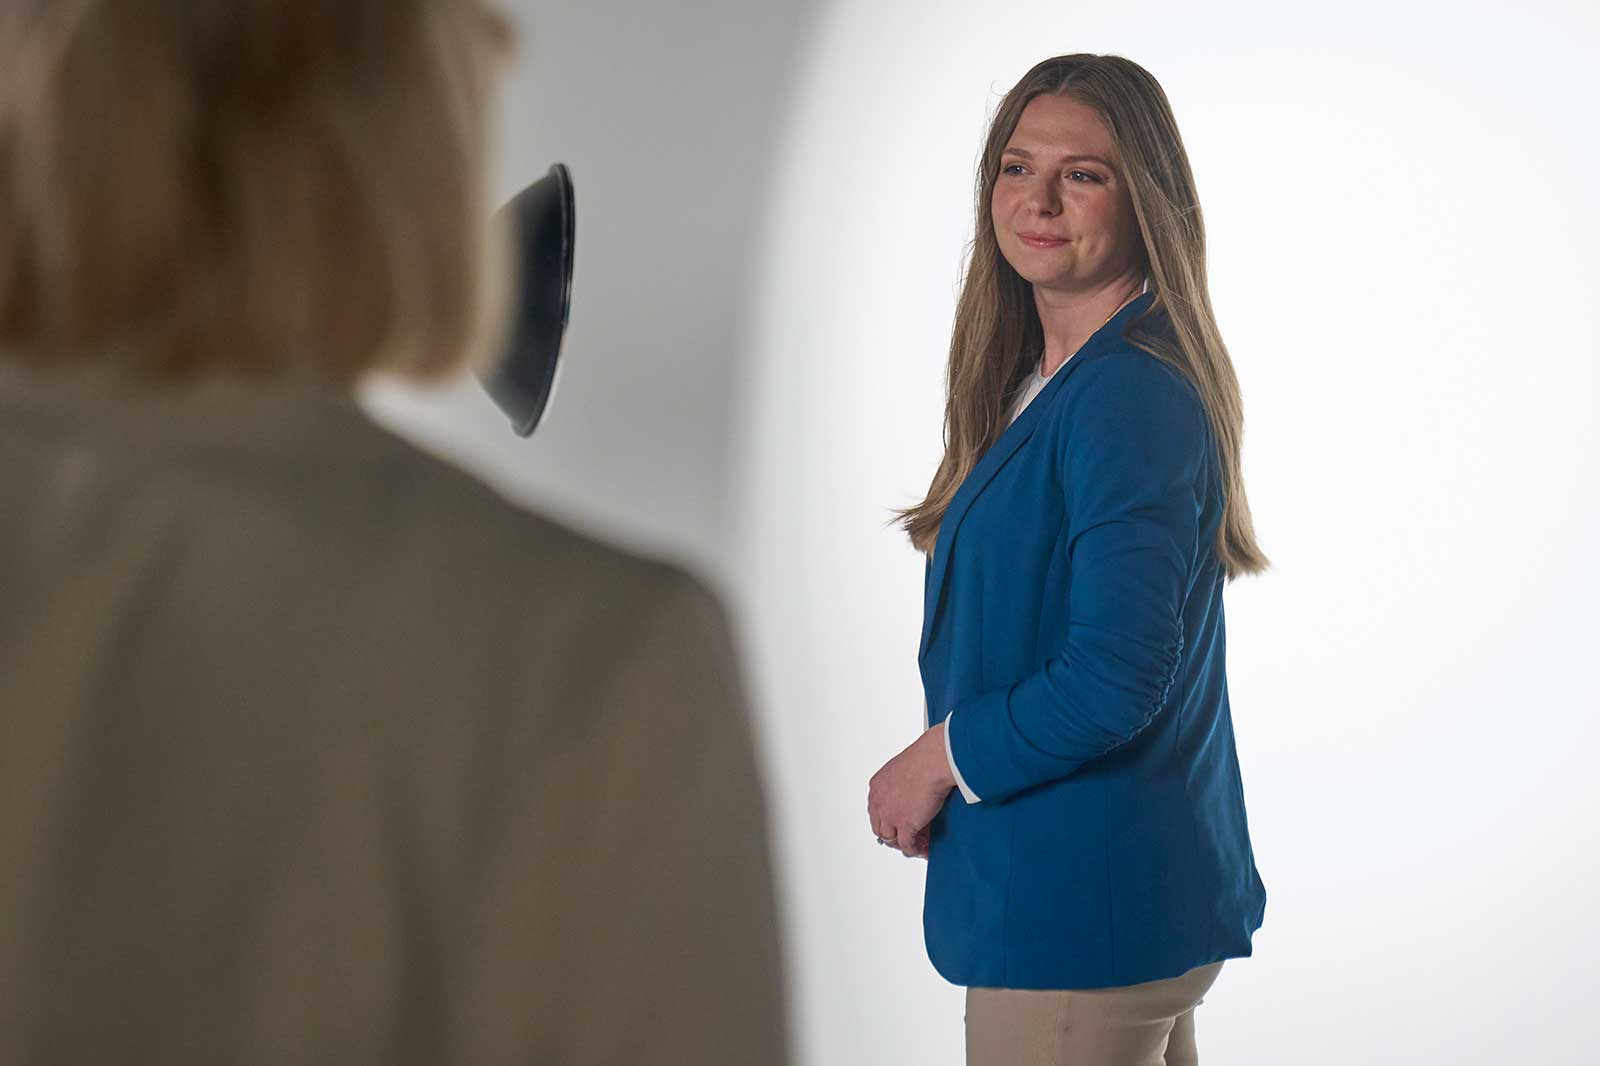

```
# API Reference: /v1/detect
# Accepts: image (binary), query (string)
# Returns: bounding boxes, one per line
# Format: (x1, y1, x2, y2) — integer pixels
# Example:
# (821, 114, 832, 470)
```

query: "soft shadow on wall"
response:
(359, 0, 817, 592)
(358, 3, 824, 1064)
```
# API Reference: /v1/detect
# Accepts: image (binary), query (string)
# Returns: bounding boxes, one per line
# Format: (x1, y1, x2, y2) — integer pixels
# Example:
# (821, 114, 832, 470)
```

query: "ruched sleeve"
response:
(943, 353, 1209, 804)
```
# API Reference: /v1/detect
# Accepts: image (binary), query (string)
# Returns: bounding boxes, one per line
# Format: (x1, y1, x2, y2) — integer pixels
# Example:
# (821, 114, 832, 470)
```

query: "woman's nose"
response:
(1024, 178, 1061, 215)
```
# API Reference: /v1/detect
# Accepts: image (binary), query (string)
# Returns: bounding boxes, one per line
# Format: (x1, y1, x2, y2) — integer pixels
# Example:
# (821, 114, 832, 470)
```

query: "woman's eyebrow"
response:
(1002, 146, 1116, 167)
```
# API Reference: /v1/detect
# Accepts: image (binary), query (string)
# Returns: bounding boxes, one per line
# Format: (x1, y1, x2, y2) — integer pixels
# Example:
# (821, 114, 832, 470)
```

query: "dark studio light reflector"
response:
(478, 162, 575, 437)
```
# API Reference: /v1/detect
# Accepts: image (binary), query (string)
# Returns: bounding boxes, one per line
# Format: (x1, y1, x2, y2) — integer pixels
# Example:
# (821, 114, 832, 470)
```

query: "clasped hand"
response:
(867, 722, 957, 859)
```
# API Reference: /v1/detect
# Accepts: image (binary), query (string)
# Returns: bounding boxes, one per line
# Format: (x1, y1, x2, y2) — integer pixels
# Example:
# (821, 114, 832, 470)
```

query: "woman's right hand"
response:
(867, 723, 954, 858)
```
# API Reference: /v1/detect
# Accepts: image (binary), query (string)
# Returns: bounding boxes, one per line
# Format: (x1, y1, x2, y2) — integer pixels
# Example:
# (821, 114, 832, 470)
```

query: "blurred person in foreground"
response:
(0, 3, 788, 1063)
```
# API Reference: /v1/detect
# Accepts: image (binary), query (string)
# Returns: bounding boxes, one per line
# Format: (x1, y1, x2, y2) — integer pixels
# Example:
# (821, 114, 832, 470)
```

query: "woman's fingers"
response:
(869, 815, 928, 858)
(871, 816, 894, 846)
(869, 781, 908, 850)
(895, 822, 923, 857)
(868, 746, 939, 856)
(869, 801, 891, 842)
(869, 808, 908, 852)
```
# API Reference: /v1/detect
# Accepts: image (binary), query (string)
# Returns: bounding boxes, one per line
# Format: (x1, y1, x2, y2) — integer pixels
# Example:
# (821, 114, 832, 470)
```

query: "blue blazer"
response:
(920, 291, 1266, 989)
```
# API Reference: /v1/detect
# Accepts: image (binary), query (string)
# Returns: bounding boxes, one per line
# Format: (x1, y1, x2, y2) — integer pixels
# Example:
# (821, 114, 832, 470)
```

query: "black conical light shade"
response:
(479, 163, 575, 437)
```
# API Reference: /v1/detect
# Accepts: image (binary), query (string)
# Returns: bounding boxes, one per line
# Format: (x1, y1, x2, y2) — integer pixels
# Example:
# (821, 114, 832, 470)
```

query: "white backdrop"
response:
(363, 1, 1600, 1063)
(729, 1, 1600, 1064)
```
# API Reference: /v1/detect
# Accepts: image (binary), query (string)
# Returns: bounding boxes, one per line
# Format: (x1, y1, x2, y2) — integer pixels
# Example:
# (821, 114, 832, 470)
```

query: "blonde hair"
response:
(895, 53, 1270, 581)
(0, 0, 515, 382)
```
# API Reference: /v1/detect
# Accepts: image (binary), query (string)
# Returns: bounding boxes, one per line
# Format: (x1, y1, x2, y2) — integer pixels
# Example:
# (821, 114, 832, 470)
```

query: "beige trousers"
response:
(964, 961, 1224, 1066)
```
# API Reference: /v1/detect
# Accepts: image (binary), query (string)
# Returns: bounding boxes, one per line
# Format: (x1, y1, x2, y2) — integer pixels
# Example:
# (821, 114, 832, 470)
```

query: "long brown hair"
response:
(0, 0, 515, 382)
(895, 54, 1269, 581)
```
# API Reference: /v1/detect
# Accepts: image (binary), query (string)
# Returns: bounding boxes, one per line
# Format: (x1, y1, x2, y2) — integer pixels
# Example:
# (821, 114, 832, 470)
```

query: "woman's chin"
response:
(1017, 271, 1080, 293)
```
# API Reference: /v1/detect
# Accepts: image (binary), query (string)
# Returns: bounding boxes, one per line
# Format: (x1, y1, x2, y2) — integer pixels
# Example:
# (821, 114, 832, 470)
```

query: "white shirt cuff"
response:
(944, 711, 982, 804)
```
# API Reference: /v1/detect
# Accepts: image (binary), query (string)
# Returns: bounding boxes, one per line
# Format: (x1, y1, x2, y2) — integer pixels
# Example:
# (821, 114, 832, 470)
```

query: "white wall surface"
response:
(359, 0, 815, 590)
(730, 1, 1600, 1065)
(359, 1, 1600, 1063)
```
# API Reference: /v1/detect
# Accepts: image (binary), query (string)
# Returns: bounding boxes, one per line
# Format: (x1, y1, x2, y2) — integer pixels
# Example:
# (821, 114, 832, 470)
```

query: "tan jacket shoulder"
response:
(0, 365, 788, 1065)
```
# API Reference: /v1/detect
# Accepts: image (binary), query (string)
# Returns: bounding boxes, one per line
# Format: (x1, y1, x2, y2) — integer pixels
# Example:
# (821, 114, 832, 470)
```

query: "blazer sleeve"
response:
(944, 353, 1208, 804)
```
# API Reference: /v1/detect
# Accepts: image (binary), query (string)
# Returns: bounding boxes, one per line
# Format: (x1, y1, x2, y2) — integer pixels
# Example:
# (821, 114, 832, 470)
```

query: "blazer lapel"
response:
(918, 292, 1154, 663)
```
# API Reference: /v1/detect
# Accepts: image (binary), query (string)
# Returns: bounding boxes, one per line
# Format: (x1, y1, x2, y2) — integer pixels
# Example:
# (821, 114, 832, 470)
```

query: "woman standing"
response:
(867, 54, 1268, 1064)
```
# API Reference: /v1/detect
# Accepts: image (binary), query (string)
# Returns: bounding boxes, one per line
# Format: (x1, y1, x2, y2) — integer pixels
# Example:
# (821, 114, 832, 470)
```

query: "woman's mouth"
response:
(1018, 233, 1069, 249)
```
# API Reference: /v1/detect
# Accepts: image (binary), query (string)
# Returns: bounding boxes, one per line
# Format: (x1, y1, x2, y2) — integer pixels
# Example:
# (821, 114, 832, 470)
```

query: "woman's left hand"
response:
(868, 723, 957, 859)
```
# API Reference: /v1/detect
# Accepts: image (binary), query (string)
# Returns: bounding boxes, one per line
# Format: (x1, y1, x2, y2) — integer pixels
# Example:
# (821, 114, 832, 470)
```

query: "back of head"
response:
(0, 0, 513, 383)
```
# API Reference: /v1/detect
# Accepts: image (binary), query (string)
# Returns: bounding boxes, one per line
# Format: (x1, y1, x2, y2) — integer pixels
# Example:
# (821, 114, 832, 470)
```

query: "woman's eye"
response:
(1001, 163, 1026, 175)
(1067, 170, 1102, 183)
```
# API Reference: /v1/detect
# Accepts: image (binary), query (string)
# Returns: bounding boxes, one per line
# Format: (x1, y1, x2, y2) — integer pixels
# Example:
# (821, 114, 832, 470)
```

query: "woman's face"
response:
(991, 94, 1143, 295)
